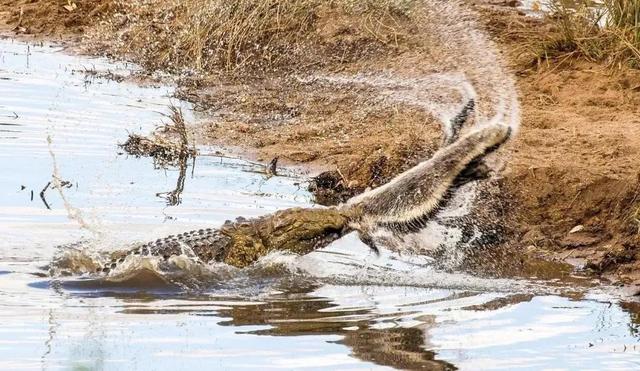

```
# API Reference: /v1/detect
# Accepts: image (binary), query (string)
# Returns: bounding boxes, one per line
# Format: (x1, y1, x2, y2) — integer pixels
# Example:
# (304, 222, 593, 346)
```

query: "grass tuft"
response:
(535, 0, 640, 68)
(536, 0, 640, 68)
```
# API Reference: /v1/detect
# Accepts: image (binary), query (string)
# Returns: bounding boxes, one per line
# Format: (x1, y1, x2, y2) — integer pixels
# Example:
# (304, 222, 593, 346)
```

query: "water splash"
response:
(46, 134, 102, 236)
(48, 231, 586, 298)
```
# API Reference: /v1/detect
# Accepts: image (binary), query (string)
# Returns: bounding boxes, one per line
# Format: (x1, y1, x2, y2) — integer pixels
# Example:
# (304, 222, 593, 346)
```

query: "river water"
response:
(1, 38, 639, 370)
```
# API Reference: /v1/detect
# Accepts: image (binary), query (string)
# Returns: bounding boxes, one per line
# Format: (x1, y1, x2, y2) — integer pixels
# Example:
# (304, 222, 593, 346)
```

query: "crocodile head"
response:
(220, 207, 352, 268)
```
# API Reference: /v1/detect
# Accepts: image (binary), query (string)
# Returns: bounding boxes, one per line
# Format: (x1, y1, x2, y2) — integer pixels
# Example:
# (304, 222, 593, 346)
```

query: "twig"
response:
(39, 182, 51, 210)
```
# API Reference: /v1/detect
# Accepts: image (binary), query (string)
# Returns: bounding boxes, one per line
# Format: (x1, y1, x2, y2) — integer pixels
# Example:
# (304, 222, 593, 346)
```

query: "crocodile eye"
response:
(110, 263, 117, 268)
(102, 267, 110, 273)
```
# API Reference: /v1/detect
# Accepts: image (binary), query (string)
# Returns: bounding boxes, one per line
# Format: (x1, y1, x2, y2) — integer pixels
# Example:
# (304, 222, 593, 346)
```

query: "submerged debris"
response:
(120, 134, 190, 164)
(120, 105, 196, 167)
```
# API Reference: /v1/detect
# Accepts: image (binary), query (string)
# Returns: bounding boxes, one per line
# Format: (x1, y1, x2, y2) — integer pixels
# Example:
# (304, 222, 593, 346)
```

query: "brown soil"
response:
(2, 0, 640, 291)
(182, 77, 444, 199)
(474, 4, 640, 288)
(0, 0, 114, 38)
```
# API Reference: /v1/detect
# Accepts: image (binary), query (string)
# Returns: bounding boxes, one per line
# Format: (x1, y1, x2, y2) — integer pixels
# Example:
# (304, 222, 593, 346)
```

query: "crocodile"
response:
(96, 100, 512, 272)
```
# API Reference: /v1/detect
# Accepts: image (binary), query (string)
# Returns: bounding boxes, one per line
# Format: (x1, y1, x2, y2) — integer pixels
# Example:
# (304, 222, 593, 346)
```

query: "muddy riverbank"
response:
(2, 0, 639, 291)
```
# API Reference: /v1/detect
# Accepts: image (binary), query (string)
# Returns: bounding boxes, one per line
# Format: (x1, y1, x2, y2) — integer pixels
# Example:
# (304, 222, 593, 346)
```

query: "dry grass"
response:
(633, 206, 640, 234)
(534, 0, 640, 68)
(606, 0, 640, 35)
(92, 0, 419, 74)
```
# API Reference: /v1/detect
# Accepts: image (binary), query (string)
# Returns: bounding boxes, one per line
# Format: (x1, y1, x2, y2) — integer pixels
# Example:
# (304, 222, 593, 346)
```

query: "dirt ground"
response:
(0, 0, 114, 37)
(2, 0, 639, 291)
(474, 3, 640, 288)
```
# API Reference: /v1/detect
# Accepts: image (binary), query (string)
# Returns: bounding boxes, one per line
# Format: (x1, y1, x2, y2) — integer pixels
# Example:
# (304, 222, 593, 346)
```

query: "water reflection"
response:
(40, 280, 640, 371)
(155, 153, 190, 206)
(215, 294, 455, 370)
(620, 301, 640, 338)
(78, 286, 456, 370)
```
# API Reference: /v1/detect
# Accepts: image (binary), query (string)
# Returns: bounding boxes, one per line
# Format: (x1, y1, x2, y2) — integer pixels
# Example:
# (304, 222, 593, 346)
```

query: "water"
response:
(1, 38, 639, 370)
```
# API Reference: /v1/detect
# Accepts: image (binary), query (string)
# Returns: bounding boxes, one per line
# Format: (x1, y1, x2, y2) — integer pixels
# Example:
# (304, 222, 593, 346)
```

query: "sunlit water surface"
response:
(1, 38, 639, 370)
